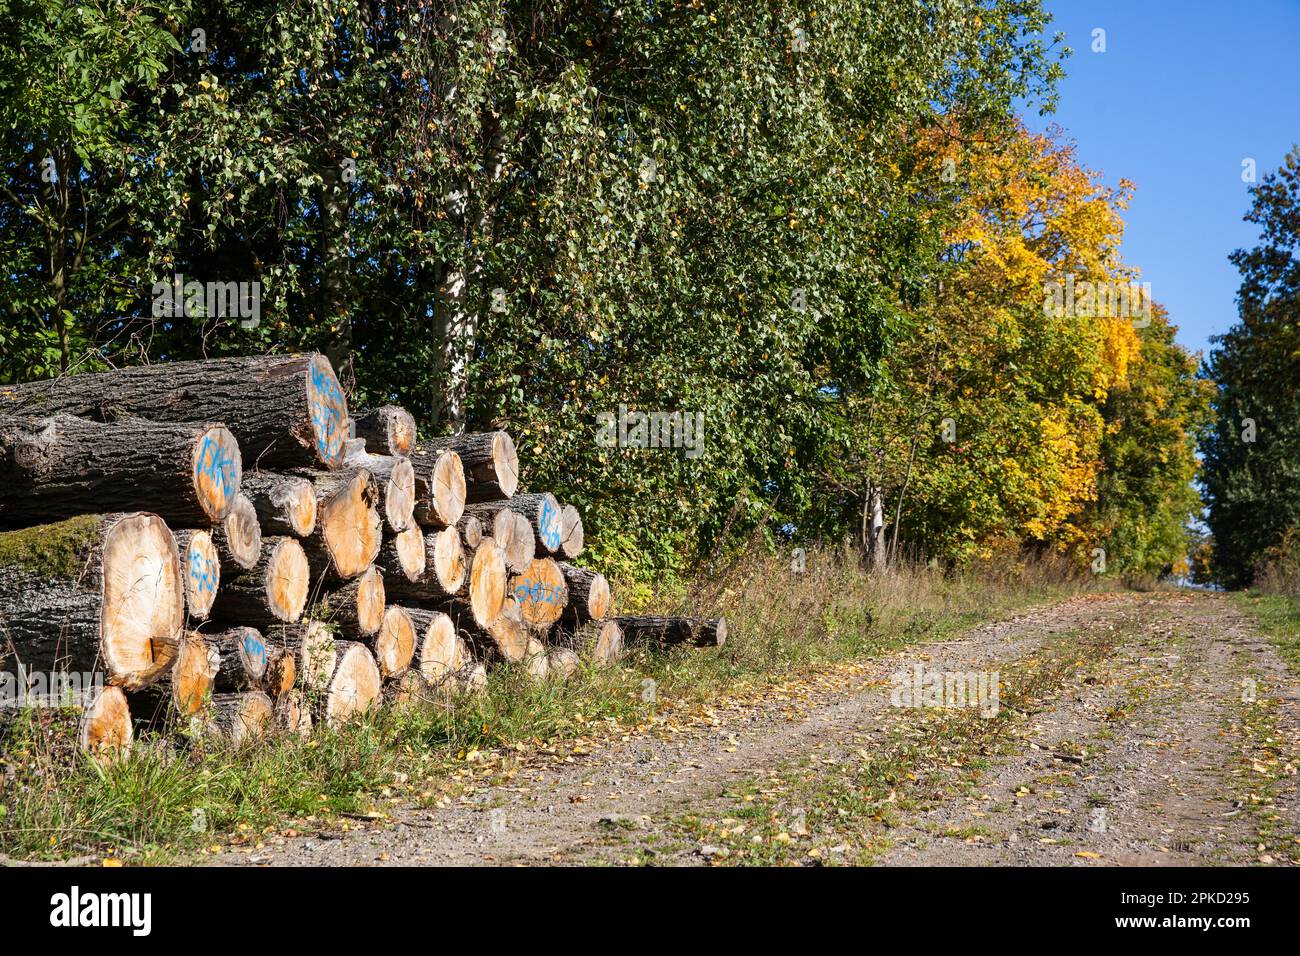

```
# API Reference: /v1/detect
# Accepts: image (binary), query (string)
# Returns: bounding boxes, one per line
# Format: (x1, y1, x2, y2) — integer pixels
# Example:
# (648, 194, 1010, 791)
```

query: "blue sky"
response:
(1023, 0, 1300, 359)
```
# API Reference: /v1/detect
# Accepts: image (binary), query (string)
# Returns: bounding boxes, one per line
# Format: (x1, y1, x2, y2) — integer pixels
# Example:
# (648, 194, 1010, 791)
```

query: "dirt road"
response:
(206, 591, 1300, 866)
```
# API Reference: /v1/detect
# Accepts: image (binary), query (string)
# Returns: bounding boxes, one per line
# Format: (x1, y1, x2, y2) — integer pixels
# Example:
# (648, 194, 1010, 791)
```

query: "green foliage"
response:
(0, 514, 100, 579)
(1201, 147, 1300, 588)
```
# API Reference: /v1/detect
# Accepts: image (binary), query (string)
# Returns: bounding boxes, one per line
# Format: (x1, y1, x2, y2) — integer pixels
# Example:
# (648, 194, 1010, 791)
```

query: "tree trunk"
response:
(0, 513, 184, 689)
(240, 472, 317, 537)
(299, 469, 382, 580)
(497, 493, 562, 553)
(410, 448, 467, 527)
(176, 529, 220, 622)
(353, 406, 416, 457)
(317, 565, 386, 639)
(205, 626, 274, 693)
(0, 415, 242, 528)
(464, 503, 534, 572)
(125, 630, 219, 722)
(382, 526, 466, 603)
(340, 451, 416, 533)
(375, 525, 425, 584)
(213, 494, 262, 574)
(552, 619, 624, 666)
(2, 353, 350, 470)
(509, 557, 569, 627)
(557, 503, 585, 559)
(318, 640, 382, 726)
(556, 563, 610, 623)
(615, 616, 728, 648)
(209, 537, 310, 626)
(414, 431, 517, 503)
(203, 691, 274, 744)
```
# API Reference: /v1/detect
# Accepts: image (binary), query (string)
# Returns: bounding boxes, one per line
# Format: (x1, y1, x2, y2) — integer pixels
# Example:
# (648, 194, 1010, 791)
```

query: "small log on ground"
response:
(383, 526, 465, 603)
(353, 406, 416, 457)
(79, 686, 134, 761)
(341, 451, 416, 532)
(300, 469, 382, 580)
(552, 619, 624, 666)
(0, 415, 242, 528)
(1, 684, 135, 764)
(280, 620, 338, 691)
(375, 525, 425, 584)
(317, 565, 385, 638)
(383, 669, 432, 708)
(0, 514, 184, 690)
(1, 352, 349, 470)
(176, 529, 220, 621)
(213, 493, 262, 574)
(464, 503, 534, 572)
(275, 688, 314, 736)
(456, 514, 483, 550)
(509, 557, 569, 628)
(404, 607, 459, 685)
(557, 563, 609, 623)
(410, 448, 467, 528)
(557, 504, 585, 559)
(204, 691, 274, 744)
(615, 616, 728, 648)
(209, 537, 309, 626)
(318, 641, 382, 726)
(369, 605, 415, 679)
(126, 631, 220, 721)
(523, 638, 550, 681)
(546, 646, 580, 680)
(416, 431, 517, 503)
(240, 471, 316, 537)
(459, 662, 488, 694)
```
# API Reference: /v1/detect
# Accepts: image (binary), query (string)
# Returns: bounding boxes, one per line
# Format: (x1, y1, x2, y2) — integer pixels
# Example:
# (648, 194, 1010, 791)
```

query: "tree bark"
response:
(494, 493, 562, 553)
(353, 406, 416, 457)
(0, 513, 184, 689)
(456, 513, 483, 550)
(615, 616, 728, 648)
(209, 537, 310, 626)
(275, 688, 313, 736)
(204, 626, 273, 693)
(203, 691, 274, 744)
(318, 640, 382, 726)
(0, 414, 242, 528)
(176, 529, 219, 622)
(1, 353, 350, 470)
(240, 471, 317, 537)
(403, 606, 460, 686)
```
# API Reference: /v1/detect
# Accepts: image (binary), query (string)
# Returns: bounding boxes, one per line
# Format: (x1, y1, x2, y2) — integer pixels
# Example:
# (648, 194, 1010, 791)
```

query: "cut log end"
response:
(102, 513, 186, 690)
(267, 537, 310, 623)
(317, 470, 382, 579)
(274, 689, 313, 737)
(433, 450, 467, 525)
(433, 525, 466, 594)
(179, 529, 220, 620)
(493, 432, 520, 497)
(468, 538, 507, 629)
(558, 504, 585, 559)
(354, 406, 416, 458)
(218, 494, 262, 572)
(77, 686, 134, 762)
(206, 691, 274, 744)
(408, 608, 458, 684)
(305, 353, 349, 470)
(373, 605, 415, 678)
(172, 631, 220, 714)
(292, 620, 339, 691)
(323, 642, 382, 726)
(190, 424, 244, 523)
(510, 557, 569, 627)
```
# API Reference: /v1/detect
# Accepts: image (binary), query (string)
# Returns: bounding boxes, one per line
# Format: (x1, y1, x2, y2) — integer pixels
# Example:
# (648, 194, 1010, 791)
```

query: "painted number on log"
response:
(308, 358, 347, 464)
(189, 548, 218, 594)
(514, 577, 568, 607)
(538, 498, 561, 551)
(243, 632, 266, 670)
(194, 430, 238, 502)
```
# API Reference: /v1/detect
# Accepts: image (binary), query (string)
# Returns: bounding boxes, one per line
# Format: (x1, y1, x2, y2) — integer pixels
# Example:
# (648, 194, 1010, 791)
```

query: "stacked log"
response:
(1, 352, 727, 762)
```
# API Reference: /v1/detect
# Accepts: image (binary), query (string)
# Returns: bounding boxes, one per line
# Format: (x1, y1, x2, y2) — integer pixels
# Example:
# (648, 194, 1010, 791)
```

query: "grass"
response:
(1233, 591, 1300, 674)
(0, 546, 1097, 863)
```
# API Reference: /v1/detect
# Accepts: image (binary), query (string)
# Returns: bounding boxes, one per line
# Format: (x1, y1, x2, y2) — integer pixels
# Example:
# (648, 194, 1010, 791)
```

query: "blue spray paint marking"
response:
(309, 362, 345, 459)
(538, 498, 561, 551)
(194, 433, 238, 499)
(514, 578, 569, 607)
(189, 548, 218, 594)
(242, 633, 267, 670)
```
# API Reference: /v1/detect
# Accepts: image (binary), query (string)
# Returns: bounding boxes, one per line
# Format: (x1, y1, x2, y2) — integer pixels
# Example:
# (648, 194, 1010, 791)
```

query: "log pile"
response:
(0, 352, 726, 762)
